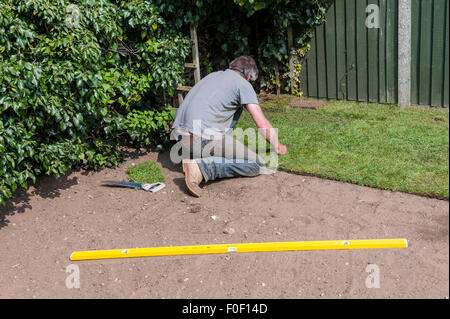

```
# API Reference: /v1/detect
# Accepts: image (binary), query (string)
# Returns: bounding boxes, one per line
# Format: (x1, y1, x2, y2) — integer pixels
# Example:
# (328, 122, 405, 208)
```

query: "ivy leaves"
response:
(0, 0, 332, 205)
(153, 0, 332, 89)
(0, 0, 190, 205)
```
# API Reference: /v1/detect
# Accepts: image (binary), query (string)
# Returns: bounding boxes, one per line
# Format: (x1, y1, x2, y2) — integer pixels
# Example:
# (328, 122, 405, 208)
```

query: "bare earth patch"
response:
(290, 98, 326, 110)
(0, 152, 448, 298)
(258, 92, 277, 103)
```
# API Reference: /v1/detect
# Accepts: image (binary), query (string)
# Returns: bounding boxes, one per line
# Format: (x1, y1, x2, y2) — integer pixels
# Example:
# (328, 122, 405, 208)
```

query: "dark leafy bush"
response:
(0, 0, 331, 205)
(153, 0, 332, 92)
(0, 0, 190, 204)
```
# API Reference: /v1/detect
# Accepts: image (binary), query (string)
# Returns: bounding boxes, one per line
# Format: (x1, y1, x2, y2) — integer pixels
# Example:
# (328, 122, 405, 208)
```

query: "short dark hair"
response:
(229, 56, 259, 81)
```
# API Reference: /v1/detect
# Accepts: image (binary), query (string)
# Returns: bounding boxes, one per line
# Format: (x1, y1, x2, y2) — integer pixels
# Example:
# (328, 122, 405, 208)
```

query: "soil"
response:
(290, 98, 326, 110)
(258, 92, 325, 110)
(0, 151, 448, 299)
(258, 92, 277, 103)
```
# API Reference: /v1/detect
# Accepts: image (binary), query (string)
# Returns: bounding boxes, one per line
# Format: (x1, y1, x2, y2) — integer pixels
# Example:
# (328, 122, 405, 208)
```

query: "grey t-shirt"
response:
(172, 69, 258, 138)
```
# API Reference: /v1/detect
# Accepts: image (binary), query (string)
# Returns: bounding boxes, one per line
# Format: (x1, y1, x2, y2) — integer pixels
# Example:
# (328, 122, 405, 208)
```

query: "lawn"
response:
(235, 95, 449, 199)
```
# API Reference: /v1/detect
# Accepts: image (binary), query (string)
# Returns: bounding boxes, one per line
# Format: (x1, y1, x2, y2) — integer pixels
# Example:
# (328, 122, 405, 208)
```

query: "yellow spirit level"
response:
(70, 238, 408, 261)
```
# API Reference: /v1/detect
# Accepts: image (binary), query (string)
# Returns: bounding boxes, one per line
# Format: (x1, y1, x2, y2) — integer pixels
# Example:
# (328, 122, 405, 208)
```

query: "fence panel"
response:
(411, 0, 449, 107)
(300, 0, 449, 107)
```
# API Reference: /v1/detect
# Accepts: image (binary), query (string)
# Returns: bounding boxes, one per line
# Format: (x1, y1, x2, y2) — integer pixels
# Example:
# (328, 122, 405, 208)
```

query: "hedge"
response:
(0, 0, 331, 204)
(0, 0, 190, 204)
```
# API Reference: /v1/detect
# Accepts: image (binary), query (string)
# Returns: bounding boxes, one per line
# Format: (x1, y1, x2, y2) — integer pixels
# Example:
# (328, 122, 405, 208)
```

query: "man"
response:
(171, 56, 288, 197)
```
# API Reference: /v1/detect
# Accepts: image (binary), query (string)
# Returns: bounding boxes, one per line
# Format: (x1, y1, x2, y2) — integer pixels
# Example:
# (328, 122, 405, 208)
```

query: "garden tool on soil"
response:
(102, 181, 166, 192)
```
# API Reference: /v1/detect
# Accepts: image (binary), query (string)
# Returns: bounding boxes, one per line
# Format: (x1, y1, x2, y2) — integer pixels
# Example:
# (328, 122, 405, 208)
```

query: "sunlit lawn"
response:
(236, 95, 449, 199)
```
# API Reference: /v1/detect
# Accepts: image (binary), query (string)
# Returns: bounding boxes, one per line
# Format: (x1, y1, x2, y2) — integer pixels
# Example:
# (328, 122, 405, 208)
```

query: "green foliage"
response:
(126, 161, 165, 184)
(0, 0, 332, 205)
(123, 105, 175, 147)
(0, 0, 190, 204)
(153, 0, 332, 92)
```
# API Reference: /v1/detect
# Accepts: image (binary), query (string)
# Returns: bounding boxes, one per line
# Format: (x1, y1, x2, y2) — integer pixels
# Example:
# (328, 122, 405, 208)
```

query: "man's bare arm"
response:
(245, 103, 287, 155)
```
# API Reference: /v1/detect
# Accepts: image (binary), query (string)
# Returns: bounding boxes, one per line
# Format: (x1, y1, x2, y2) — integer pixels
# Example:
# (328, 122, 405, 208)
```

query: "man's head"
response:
(229, 56, 259, 82)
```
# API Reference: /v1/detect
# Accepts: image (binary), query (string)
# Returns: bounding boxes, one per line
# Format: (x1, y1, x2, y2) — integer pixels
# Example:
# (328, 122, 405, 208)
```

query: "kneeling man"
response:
(171, 56, 288, 197)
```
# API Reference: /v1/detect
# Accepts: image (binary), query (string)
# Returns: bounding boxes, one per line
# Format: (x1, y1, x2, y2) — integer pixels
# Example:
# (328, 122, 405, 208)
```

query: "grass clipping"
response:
(127, 161, 165, 184)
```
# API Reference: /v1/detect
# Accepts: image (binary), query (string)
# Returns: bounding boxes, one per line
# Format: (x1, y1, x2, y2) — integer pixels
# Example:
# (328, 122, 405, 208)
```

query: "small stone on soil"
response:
(188, 204, 201, 214)
(223, 227, 235, 235)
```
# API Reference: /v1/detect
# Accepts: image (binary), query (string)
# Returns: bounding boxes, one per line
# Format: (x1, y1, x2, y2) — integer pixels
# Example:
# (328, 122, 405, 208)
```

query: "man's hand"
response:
(246, 103, 287, 155)
(277, 144, 288, 155)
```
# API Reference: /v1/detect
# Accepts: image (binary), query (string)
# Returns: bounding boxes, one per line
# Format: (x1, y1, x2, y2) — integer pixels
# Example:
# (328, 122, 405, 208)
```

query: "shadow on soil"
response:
(156, 151, 192, 194)
(0, 173, 79, 229)
(156, 151, 181, 173)
(0, 149, 149, 229)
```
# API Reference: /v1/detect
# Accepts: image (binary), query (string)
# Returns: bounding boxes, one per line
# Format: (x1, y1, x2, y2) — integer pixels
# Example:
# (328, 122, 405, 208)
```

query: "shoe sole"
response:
(182, 161, 201, 198)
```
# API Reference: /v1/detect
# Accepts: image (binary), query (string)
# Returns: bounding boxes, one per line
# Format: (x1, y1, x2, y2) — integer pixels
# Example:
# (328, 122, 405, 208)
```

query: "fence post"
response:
(398, 0, 411, 107)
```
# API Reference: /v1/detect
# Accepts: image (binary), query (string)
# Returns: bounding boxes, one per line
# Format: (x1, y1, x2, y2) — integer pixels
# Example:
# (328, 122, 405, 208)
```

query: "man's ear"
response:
(246, 76, 251, 81)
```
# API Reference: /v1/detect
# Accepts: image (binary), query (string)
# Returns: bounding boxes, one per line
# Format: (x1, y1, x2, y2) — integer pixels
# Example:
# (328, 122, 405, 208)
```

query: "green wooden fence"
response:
(411, 0, 449, 107)
(299, 0, 449, 107)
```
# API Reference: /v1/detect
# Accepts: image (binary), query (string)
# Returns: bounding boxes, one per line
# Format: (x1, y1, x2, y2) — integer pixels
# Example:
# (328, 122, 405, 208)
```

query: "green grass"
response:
(126, 161, 165, 184)
(236, 95, 449, 199)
